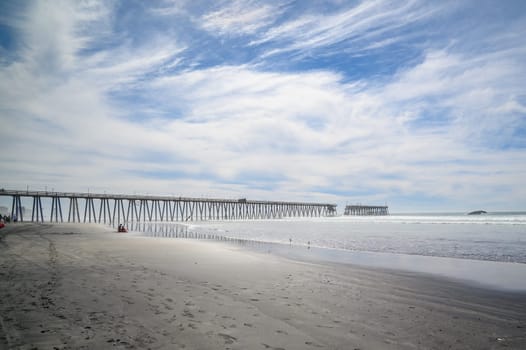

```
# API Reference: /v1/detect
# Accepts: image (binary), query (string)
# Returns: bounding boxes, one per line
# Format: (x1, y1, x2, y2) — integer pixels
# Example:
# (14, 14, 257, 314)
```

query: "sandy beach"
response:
(0, 223, 525, 349)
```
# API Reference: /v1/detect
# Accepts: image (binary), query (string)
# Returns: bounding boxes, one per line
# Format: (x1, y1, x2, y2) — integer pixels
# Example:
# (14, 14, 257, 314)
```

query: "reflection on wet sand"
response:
(124, 222, 270, 248)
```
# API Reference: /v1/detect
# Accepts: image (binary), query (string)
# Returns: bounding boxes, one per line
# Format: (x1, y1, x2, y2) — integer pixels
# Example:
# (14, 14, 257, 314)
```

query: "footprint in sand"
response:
(218, 333, 237, 345)
(305, 341, 324, 348)
(262, 343, 285, 350)
(183, 309, 194, 318)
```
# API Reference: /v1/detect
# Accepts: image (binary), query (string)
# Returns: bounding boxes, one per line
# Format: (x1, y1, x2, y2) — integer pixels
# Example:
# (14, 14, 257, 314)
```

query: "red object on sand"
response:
(0, 222, 5, 229)
(118, 227, 127, 233)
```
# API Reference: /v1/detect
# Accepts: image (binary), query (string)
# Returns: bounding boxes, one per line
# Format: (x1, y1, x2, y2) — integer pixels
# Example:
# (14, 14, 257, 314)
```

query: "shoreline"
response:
(1, 223, 525, 349)
(131, 221, 526, 292)
(230, 240, 526, 293)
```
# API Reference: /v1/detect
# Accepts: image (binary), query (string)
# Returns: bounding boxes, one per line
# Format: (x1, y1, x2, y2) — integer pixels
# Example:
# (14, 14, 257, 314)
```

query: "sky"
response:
(0, 0, 525, 213)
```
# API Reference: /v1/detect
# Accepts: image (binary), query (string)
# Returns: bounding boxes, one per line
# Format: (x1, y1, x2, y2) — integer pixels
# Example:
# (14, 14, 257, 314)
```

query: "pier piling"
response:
(344, 205, 389, 216)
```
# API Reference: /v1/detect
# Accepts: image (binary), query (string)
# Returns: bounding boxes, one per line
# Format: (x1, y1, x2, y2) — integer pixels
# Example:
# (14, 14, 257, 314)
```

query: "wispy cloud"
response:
(201, 0, 283, 37)
(251, 0, 442, 57)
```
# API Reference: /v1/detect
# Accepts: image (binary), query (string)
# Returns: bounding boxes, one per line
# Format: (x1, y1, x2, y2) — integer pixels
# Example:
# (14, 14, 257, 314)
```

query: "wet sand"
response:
(0, 223, 525, 349)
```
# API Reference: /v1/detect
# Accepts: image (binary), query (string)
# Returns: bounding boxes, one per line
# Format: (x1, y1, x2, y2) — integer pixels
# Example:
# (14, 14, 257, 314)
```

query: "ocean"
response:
(128, 212, 526, 291)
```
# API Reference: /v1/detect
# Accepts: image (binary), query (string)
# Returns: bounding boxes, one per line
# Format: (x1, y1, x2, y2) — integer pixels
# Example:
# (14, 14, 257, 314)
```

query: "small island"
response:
(468, 210, 487, 215)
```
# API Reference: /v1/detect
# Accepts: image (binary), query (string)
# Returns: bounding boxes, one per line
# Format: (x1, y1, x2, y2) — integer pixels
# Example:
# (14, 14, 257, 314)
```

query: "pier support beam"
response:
(68, 197, 81, 223)
(50, 196, 63, 222)
(31, 196, 44, 222)
(11, 195, 24, 222)
(84, 197, 96, 223)
(99, 198, 112, 223)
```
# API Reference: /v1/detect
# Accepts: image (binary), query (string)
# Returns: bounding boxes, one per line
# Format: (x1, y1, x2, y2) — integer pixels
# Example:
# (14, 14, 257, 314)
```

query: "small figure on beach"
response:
(289, 238, 292, 245)
(117, 224, 127, 233)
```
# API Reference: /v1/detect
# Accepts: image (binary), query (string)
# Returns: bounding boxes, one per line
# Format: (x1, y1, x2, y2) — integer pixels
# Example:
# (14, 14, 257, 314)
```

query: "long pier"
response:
(344, 205, 389, 216)
(0, 189, 337, 223)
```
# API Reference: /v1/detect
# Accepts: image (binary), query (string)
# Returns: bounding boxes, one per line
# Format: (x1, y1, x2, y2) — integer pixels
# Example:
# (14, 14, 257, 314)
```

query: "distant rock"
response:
(467, 210, 487, 215)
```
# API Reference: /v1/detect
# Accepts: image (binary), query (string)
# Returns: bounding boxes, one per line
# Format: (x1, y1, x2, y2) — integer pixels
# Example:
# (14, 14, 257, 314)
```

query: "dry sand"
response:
(0, 223, 525, 349)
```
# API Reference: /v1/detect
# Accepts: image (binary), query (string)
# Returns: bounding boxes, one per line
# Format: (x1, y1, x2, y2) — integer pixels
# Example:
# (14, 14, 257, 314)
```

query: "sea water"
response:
(129, 212, 526, 291)
(184, 213, 526, 263)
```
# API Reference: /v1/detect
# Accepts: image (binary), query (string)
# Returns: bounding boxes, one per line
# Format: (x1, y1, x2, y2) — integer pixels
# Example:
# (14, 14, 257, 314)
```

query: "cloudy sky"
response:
(0, 0, 525, 212)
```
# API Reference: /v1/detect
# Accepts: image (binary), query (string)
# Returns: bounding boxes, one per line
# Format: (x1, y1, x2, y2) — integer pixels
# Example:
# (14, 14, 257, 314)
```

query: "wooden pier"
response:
(344, 205, 389, 216)
(0, 189, 337, 223)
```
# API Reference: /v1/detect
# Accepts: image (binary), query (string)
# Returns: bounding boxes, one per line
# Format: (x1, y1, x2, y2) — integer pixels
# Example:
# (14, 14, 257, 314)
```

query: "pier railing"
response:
(0, 189, 337, 223)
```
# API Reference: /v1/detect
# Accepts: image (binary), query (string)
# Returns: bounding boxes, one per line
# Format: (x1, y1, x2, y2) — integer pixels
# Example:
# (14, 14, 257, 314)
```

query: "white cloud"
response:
(136, 56, 525, 208)
(0, 0, 525, 212)
(3, 51, 526, 209)
(380, 48, 526, 146)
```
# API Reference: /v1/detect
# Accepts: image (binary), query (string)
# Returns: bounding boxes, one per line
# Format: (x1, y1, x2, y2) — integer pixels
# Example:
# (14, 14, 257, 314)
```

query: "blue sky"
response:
(0, 0, 525, 212)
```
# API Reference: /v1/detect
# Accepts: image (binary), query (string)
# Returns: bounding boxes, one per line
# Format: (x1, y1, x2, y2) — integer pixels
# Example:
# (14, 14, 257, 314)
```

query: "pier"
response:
(0, 189, 337, 223)
(344, 205, 389, 216)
